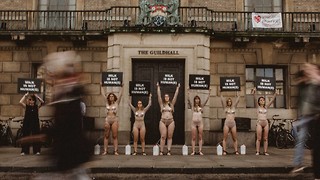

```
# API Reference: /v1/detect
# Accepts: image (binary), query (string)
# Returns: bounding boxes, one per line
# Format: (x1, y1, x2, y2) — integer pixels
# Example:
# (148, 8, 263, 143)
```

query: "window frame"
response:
(245, 65, 288, 109)
(244, 0, 283, 12)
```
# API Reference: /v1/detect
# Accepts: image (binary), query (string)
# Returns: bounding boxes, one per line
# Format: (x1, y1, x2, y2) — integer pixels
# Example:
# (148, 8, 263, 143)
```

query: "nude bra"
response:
(225, 108, 235, 114)
(193, 107, 203, 113)
(135, 111, 144, 118)
(162, 107, 173, 113)
(106, 106, 117, 113)
(258, 108, 267, 114)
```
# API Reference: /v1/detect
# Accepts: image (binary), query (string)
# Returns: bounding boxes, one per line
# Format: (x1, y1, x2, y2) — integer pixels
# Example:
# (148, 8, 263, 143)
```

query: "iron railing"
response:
(0, 7, 319, 35)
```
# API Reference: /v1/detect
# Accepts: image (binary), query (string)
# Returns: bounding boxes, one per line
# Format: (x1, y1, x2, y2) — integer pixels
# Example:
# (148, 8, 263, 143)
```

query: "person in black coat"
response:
(19, 93, 44, 155)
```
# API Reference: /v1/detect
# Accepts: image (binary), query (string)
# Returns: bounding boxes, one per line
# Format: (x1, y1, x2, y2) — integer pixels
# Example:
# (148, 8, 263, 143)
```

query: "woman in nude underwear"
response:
(187, 89, 210, 155)
(220, 90, 240, 155)
(101, 83, 123, 155)
(157, 82, 180, 155)
(128, 94, 152, 155)
(252, 88, 277, 155)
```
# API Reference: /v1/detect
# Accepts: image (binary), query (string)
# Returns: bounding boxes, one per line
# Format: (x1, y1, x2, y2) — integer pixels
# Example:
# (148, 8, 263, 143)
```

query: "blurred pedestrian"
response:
(100, 82, 123, 155)
(157, 82, 180, 155)
(252, 88, 277, 156)
(187, 88, 210, 155)
(19, 92, 44, 156)
(42, 51, 92, 178)
(220, 90, 240, 155)
(291, 63, 320, 176)
(128, 94, 152, 155)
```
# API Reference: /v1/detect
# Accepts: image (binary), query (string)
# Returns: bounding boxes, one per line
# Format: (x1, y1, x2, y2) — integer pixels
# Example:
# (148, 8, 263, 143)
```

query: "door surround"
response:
(107, 33, 210, 145)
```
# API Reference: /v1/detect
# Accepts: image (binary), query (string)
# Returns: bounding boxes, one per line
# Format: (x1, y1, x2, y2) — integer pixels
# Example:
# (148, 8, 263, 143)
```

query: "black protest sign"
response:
(102, 72, 123, 86)
(129, 81, 150, 96)
(18, 78, 42, 93)
(189, 74, 210, 90)
(220, 77, 240, 91)
(255, 77, 276, 91)
(159, 72, 178, 85)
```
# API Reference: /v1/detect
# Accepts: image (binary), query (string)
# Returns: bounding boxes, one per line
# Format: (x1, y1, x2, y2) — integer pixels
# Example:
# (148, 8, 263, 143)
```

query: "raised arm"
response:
(252, 88, 259, 107)
(128, 96, 136, 113)
(266, 91, 277, 108)
(233, 91, 240, 108)
(187, 88, 192, 109)
(144, 93, 152, 112)
(202, 89, 211, 107)
(19, 93, 28, 108)
(116, 84, 123, 105)
(220, 90, 226, 107)
(157, 82, 163, 107)
(171, 83, 180, 106)
(100, 83, 107, 99)
(34, 94, 45, 108)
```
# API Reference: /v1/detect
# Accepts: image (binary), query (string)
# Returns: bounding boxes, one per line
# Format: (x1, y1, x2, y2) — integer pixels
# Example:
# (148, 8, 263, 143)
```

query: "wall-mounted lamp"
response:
(191, 20, 197, 27)
(303, 37, 309, 43)
(123, 19, 130, 27)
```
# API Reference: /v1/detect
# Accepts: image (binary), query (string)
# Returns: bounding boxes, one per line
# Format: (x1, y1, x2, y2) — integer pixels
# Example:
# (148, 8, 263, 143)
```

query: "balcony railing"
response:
(0, 6, 319, 36)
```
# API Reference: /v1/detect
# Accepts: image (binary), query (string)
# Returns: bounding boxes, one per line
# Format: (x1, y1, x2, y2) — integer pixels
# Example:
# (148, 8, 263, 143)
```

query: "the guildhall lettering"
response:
(138, 50, 179, 55)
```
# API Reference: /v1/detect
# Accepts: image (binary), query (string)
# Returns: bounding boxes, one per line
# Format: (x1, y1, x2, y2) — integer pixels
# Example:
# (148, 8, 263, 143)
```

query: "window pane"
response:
(246, 95, 255, 108)
(273, 0, 282, 6)
(276, 95, 284, 108)
(256, 68, 264, 77)
(246, 82, 255, 94)
(265, 68, 273, 77)
(275, 69, 283, 81)
(263, 0, 272, 5)
(246, 68, 254, 81)
(276, 82, 284, 95)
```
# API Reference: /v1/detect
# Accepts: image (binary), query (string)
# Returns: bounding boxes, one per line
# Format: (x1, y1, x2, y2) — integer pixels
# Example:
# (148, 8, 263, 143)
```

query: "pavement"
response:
(0, 145, 314, 180)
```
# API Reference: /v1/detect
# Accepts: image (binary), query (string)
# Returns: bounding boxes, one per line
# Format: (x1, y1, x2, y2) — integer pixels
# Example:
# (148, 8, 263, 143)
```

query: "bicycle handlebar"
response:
(272, 114, 282, 121)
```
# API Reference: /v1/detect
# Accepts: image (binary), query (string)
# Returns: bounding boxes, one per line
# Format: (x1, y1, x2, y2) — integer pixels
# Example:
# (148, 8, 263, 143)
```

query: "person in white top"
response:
(252, 88, 277, 156)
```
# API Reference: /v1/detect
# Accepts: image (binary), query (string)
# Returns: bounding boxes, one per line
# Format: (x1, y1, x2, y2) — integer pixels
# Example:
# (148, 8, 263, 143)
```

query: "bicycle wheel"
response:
(286, 132, 295, 148)
(276, 131, 287, 149)
(14, 128, 23, 147)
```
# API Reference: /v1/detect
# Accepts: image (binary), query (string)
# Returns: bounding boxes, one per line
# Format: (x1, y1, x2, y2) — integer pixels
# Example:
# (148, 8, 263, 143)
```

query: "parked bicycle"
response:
(0, 117, 14, 146)
(276, 118, 295, 149)
(268, 115, 295, 149)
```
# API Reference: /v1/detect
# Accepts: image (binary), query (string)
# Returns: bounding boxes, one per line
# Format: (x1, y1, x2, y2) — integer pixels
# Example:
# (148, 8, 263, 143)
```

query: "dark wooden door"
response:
(132, 59, 185, 145)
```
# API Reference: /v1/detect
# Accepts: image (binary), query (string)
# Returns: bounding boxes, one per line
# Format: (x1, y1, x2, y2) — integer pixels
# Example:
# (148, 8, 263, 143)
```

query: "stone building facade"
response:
(0, 0, 319, 147)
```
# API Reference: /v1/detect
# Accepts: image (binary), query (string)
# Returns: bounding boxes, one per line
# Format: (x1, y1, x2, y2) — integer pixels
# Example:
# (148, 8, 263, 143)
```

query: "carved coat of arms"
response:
(137, 0, 180, 27)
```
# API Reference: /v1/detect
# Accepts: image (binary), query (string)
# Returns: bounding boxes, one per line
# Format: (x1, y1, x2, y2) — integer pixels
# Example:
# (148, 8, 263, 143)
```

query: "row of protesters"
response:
(219, 89, 277, 156)
(100, 82, 180, 156)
